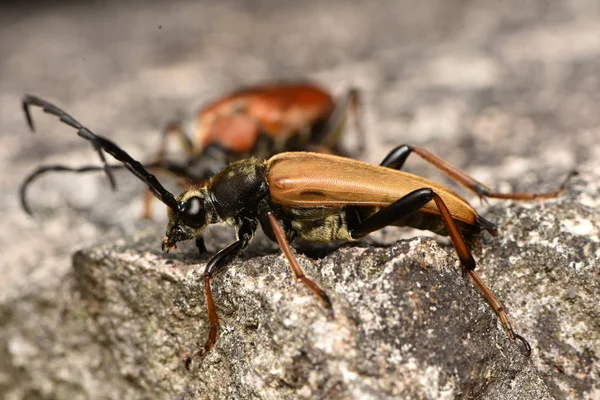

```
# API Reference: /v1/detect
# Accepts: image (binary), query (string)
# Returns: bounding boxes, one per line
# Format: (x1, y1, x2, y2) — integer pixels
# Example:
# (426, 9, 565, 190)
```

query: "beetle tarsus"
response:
(558, 170, 578, 192)
(298, 275, 335, 319)
(185, 337, 214, 370)
(513, 333, 532, 357)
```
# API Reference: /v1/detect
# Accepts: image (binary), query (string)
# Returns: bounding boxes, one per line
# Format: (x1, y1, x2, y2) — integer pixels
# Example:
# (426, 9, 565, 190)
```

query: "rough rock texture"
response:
(1, 1, 599, 399)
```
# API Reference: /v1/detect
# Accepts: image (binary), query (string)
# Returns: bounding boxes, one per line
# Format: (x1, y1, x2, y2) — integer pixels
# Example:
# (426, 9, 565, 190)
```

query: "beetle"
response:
(19, 82, 364, 218)
(21, 95, 570, 368)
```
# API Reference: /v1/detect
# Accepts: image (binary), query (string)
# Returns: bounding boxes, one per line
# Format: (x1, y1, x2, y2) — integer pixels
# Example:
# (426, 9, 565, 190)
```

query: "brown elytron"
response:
(267, 152, 479, 224)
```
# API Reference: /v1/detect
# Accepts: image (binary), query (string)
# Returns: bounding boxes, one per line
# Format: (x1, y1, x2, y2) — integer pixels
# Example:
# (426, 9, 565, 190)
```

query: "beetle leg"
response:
(379, 144, 412, 170)
(185, 239, 247, 369)
(350, 188, 438, 241)
(186, 220, 256, 369)
(316, 87, 365, 154)
(195, 236, 208, 256)
(266, 213, 334, 319)
(350, 188, 531, 356)
(431, 193, 532, 356)
(380, 144, 572, 201)
(347, 88, 366, 153)
(158, 120, 195, 160)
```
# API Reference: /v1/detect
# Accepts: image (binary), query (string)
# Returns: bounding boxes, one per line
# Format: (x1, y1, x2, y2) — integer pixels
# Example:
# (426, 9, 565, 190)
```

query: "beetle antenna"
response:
(22, 95, 179, 211)
(19, 160, 199, 216)
(19, 164, 121, 216)
(23, 95, 117, 191)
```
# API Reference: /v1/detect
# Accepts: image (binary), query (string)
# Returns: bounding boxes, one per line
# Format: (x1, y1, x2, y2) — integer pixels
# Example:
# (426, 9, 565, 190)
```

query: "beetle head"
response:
(162, 188, 213, 252)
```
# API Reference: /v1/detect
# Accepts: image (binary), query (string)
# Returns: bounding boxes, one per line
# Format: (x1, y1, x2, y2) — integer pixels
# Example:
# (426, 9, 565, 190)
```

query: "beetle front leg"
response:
(185, 220, 256, 369)
(349, 188, 531, 356)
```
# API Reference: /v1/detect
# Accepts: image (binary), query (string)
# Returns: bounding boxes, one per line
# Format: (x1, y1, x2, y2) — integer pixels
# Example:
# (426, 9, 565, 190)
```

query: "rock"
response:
(1, 167, 597, 399)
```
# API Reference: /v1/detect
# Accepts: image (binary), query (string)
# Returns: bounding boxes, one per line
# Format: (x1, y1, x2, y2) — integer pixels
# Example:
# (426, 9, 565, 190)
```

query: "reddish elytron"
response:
(156, 82, 363, 167)
(189, 83, 363, 154)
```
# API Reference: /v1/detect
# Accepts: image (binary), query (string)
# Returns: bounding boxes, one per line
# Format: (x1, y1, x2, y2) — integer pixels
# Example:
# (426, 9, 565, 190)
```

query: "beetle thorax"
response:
(207, 158, 270, 220)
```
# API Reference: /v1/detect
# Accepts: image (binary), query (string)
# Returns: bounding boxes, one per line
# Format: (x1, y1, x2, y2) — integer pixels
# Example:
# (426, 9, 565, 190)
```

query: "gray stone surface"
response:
(1, 0, 599, 399)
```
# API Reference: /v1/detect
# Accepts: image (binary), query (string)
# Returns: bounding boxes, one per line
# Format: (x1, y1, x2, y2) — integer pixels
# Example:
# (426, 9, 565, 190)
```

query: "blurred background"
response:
(0, 0, 599, 396)
(2, 0, 599, 326)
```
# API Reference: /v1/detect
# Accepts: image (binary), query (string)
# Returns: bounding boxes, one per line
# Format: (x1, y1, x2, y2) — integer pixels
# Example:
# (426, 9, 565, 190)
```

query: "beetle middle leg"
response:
(350, 188, 531, 356)
(380, 144, 572, 200)
(266, 213, 334, 318)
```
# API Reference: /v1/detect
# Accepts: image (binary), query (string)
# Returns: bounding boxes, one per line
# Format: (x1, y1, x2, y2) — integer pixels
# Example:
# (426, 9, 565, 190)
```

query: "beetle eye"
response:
(180, 196, 205, 228)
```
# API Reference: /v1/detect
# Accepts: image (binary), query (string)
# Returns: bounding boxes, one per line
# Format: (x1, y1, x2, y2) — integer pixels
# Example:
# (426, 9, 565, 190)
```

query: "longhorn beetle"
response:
(20, 82, 364, 218)
(21, 95, 570, 368)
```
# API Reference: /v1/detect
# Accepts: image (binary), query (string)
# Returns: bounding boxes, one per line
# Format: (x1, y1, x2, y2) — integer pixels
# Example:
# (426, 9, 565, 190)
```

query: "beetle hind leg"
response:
(427, 192, 530, 355)
(350, 188, 531, 356)
(380, 144, 571, 201)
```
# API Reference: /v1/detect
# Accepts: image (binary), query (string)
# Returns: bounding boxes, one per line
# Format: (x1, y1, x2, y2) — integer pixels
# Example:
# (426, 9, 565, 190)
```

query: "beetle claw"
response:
(513, 333, 532, 357)
(185, 349, 207, 370)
